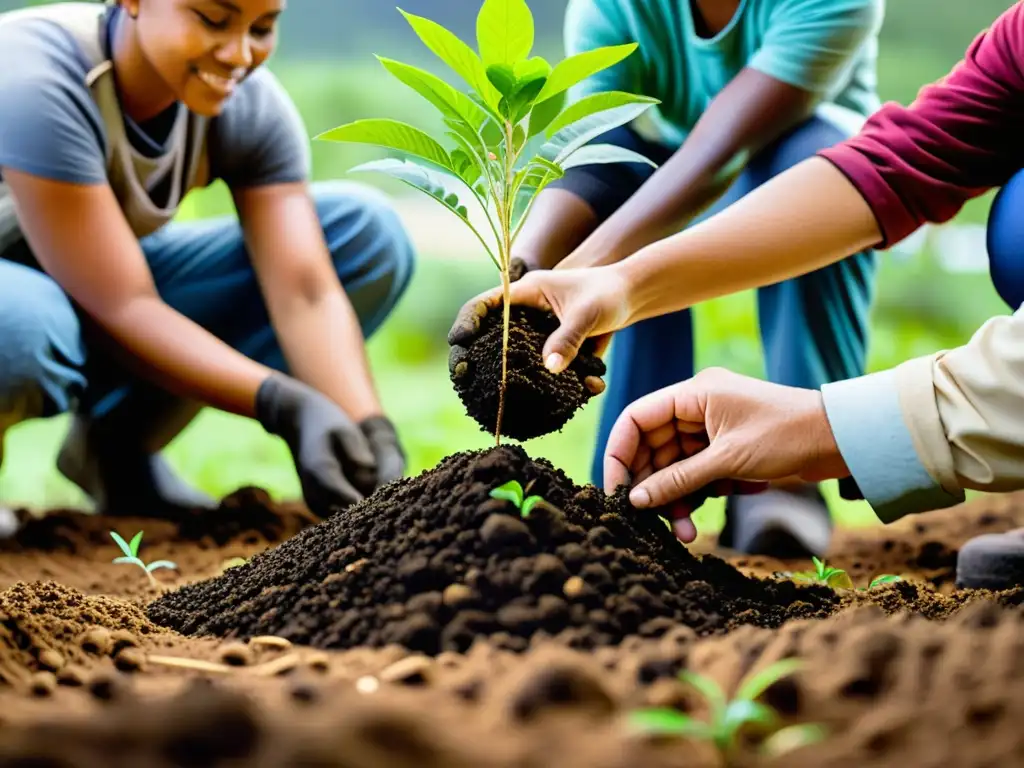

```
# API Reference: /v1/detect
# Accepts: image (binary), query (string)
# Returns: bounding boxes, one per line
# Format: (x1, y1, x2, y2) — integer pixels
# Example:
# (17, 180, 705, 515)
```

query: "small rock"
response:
(218, 642, 254, 667)
(442, 583, 473, 607)
(114, 648, 145, 673)
(37, 649, 64, 672)
(563, 576, 586, 599)
(29, 672, 57, 697)
(379, 655, 433, 686)
(110, 630, 138, 655)
(345, 558, 368, 574)
(355, 676, 379, 694)
(480, 514, 535, 550)
(56, 665, 87, 687)
(80, 627, 112, 655)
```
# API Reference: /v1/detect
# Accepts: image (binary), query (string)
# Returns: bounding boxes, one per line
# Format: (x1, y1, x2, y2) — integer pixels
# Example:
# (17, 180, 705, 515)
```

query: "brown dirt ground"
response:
(0, 478, 1020, 768)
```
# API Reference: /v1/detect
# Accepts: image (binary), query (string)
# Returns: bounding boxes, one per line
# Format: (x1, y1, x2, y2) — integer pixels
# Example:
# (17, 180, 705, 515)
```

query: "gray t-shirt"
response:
(0, 7, 309, 195)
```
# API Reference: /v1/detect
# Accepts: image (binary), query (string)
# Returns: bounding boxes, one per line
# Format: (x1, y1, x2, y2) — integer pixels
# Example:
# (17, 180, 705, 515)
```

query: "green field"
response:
(0, 48, 1006, 531)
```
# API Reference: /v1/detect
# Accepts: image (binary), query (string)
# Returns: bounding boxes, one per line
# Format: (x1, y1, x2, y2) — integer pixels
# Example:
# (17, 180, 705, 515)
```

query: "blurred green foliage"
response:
(0, 2, 1010, 529)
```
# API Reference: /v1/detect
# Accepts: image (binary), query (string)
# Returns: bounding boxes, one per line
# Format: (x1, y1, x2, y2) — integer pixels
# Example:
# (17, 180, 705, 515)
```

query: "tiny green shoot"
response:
(110, 531, 177, 588)
(792, 557, 853, 589)
(862, 574, 903, 590)
(627, 659, 825, 765)
(489, 479, 547, 518)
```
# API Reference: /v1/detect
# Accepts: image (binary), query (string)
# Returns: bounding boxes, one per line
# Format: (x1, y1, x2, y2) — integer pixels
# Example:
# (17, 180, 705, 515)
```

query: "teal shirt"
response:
(564, 0, 884, 147)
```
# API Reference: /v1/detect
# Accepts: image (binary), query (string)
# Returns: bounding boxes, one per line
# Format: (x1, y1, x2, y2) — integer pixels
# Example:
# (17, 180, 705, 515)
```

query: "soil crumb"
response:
(148, 446, 840, 653)
(0, 581, 166, 689)
(449, 305, 606, 441)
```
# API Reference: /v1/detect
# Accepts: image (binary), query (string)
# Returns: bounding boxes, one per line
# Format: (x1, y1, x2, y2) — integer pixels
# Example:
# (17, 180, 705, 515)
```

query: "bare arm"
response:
(4, 169, 270, 415)
(560, 68, 818, 270)
(510, 188, 600, 271)
(620, 156, 880, 322)
(235, 182, 383, 421)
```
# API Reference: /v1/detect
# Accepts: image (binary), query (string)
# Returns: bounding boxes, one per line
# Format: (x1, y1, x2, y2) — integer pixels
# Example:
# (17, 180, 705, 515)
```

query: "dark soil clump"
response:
(147, 445, 839, 653)
(449, 305, 606, 441)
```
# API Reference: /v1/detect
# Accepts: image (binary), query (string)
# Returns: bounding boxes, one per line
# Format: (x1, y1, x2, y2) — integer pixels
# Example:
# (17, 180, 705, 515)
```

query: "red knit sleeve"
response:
(817, 4, 1024, 247)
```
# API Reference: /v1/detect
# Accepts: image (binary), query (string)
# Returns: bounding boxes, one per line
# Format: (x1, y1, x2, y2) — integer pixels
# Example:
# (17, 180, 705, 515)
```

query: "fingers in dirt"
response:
(447, 291, 500, 346)
(584, 376, 606, 395)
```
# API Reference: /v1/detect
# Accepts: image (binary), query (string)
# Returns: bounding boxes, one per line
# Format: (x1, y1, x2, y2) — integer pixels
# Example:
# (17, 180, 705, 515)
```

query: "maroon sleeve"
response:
(817, 4, 1024, 247)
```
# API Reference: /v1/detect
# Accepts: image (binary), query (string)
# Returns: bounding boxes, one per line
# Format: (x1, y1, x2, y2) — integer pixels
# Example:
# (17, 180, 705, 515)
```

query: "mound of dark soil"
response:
(449, 305, 606, 441)
(147, 445, 840, 654)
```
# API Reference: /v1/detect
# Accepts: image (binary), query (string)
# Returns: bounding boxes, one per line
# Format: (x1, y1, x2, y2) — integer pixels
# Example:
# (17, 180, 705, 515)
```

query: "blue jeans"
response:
(0, 180, 414, 432)
(988, 168, 1024, 310)
(548, 118, 878, 488)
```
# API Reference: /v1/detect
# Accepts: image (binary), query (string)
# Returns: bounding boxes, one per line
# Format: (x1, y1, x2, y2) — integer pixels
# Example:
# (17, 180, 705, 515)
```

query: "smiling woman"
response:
(0, 0, 416, 520)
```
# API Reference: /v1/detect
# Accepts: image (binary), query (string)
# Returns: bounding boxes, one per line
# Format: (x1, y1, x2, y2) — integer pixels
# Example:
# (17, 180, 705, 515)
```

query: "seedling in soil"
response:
(791, 557, 854, 589)
(860, 574, 903, 590)
(110, 531, 177, 588)
(627, 659, 826, 765)
(489, 479, 548, 518)
(316, 0, 659, 442)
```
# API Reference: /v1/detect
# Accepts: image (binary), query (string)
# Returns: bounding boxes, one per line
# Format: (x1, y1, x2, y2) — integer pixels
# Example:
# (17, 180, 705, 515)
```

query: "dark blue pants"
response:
(0, 181, 414, 427)
(548, 117, 879, 488)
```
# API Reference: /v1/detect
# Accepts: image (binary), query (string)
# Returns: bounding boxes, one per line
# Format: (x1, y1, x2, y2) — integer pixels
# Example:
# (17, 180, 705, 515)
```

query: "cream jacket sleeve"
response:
(819, 304, 1024, 523)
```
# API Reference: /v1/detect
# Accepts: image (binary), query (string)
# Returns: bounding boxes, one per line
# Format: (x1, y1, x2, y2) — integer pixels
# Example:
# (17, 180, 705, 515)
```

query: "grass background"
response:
(0, 1, 1014, 532)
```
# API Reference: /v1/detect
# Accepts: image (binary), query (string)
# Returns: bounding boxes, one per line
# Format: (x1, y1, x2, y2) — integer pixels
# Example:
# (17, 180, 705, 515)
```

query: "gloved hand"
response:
(358, 415, 406, 489)
(254, 373, 378, 516)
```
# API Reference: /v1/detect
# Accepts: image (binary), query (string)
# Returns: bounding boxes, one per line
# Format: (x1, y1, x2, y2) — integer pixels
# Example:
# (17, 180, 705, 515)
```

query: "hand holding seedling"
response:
(448, 264, 625, 376)
(603, 368, 851, 541)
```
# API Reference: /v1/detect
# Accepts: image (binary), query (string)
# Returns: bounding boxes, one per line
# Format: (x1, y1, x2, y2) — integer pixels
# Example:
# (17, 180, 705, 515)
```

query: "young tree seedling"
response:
(627, 659, 826, 766)
(860, 574, 903, 590)
(110, 531, 177, 588)
(791, 557, 854, 589)
(316, 0, 659, 443)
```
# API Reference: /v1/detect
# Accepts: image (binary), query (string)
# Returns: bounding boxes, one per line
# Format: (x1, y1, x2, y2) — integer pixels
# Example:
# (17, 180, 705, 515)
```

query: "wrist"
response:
(808, 392, 850, 479)
(613, 258, 652, 327)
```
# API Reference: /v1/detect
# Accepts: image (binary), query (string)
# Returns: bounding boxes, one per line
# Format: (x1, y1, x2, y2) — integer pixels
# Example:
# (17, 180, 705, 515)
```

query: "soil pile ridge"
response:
(148, 446, 839, 653)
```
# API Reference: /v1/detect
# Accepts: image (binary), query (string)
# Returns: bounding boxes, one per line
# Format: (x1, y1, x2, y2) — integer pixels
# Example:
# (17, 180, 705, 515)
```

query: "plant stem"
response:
(493, 119, 517, 446)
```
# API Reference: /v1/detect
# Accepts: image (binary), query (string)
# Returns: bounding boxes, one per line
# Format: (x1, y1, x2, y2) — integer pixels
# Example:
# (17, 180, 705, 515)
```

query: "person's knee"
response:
(0, 274, 83, 421)
(987, 168, 1024, 309)
(316, 181, 415, 305)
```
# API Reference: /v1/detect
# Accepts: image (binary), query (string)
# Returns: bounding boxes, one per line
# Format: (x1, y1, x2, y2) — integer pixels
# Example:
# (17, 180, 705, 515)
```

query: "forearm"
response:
(102, 296, 271, 416)
(272, 289, 382, 421)
(618, 157, 881, 322)
(511, 188, 600, 270)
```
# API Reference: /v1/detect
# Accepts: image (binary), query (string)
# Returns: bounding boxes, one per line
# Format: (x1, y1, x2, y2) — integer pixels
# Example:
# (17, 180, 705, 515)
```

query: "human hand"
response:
(603, 367, 850, 542)
(358, 415, 406, 489)
(254, 373, 378, 516)
(447, 261, 628, 381)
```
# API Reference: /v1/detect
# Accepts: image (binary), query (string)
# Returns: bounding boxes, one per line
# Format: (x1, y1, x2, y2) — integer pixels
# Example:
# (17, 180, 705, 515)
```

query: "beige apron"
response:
(0, 1, 212, 254)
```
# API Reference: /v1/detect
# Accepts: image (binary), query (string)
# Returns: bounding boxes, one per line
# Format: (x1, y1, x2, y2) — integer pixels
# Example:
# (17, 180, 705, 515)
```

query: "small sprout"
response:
(792, 557, 853, 590)
(627, 659, 825, 763)
(489, 479, 547, 518)
(860, 574, 903, 590)
(110, 531, 177, 588)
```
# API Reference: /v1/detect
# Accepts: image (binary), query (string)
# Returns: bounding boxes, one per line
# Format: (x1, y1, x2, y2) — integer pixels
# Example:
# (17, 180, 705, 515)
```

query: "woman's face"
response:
(124, 0, 285, 116)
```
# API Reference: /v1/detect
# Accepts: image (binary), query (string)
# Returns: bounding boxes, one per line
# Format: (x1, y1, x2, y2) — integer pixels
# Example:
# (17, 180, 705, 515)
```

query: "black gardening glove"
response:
(255, 373, 378, 517)
(358, 415, 406, 490)
(447, 256, 533, 379)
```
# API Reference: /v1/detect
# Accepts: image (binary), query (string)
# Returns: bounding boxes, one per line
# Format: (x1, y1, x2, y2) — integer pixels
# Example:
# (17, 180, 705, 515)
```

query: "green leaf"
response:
(316, 118, 453, 171)
(129, 531, 143, 556)
(559, 144, 657, 171)
(110, 532, 133, 558)
(520, 495, 543, 518)
(486, 63, 518, 97)
(545, 91, 659, 138)
(376, 56, 488, 130)
(145, 560, 178, 572)
(735, 658, 803, 702)
(760, 723, 828, 758)
(113, 556, 143, 567)
(539, 101, 656, 165)
(811, 556, 826, 577)
(869, 574, 903, 587)
(527, 91, 567, 139)
(678, 671, 727, 721)
(627, 708, 713, 739)
(824, 569, 854, 589)
(534, 42, 639, 103)
(348, 158, 471, 221)
(398, 8, 501, 108)
(489, 480, 525, 507)
(509, 76, 549, 123)
(476, 0, 534, 67)
(718, 699, 777, 745)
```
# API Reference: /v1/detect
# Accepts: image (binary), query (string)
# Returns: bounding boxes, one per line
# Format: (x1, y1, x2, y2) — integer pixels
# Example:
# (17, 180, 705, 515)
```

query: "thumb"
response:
(628, 443, 729, 509)
(541, 313, 594, 374)
(333, 424, 377, 470)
